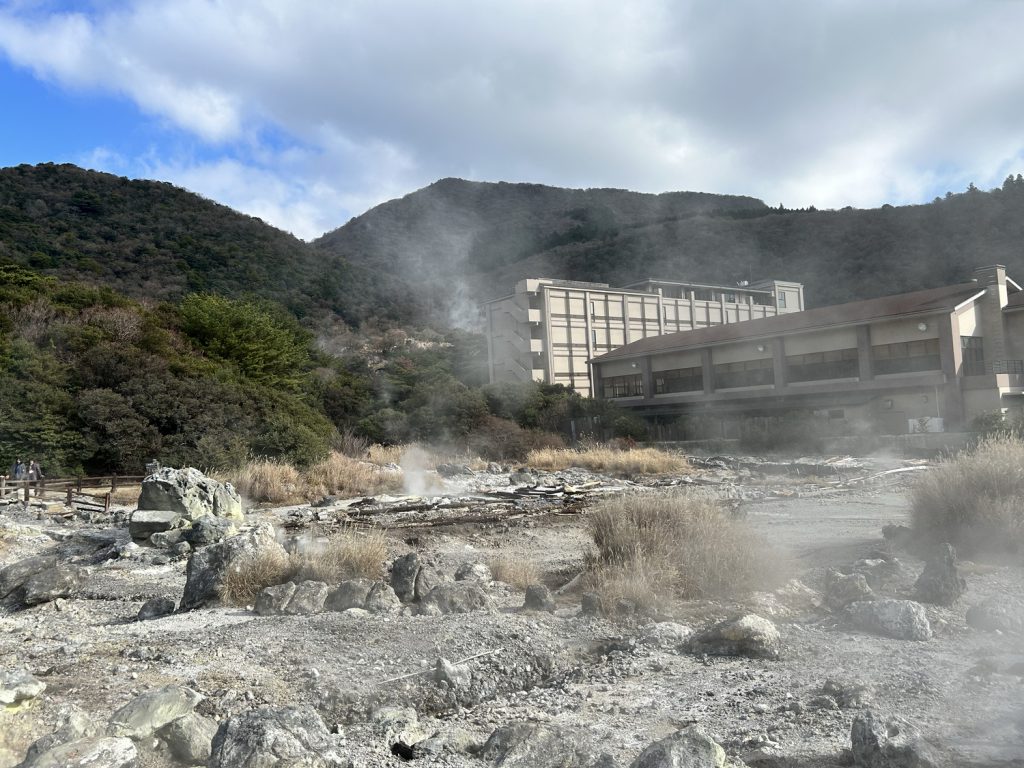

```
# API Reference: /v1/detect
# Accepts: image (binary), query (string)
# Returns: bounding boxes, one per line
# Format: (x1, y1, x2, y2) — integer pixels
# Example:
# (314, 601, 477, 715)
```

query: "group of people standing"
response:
(7, 459, 44, 491)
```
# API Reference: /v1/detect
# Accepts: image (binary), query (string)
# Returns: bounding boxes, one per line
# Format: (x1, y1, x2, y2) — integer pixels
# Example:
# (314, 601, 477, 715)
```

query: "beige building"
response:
(483, 276, 804, 395)
(590, 265, 1024, 436)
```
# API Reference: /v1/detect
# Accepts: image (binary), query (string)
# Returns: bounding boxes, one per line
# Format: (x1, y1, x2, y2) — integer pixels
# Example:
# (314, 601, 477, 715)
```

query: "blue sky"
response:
(2, 1, 1024, 240)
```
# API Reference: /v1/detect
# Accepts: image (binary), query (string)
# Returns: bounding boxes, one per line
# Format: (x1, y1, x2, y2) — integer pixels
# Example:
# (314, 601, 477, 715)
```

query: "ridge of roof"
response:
(592, 282, 982, 362)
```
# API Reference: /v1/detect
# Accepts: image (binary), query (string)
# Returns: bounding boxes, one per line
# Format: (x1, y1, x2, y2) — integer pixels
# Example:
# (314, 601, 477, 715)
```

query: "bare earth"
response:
(1, 457, 1022, 767)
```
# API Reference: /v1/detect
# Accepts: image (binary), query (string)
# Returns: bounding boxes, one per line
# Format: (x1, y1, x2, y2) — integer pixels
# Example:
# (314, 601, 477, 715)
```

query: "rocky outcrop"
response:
(138, 466, 243, 523)
(480, 723, 617, 767)
(847, 599, 932, 641)
(208, 705, 349, 767)
(914, 543, 965, 606)
(23, 737, 137, 768)
(630, 726, 727, 767)
(419, 582, 492, 615)
(180, 523, 286, 610)
(687, 614, 781, 659)
(850, 710, 940, 767)
(255, 580, 329, 616)
(108, 685, 203, 740)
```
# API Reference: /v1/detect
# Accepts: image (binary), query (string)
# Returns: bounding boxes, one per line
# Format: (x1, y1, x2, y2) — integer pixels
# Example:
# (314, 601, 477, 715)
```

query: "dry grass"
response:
(367, 444, 406, 466)
(229, 459, 303, 504)
(490, 555, 541, 590)
(109, 484, 143, 506)
(219, 547, 294, 606)
(911, 436, 1024, 556)
(525, 446, 691, 475)
(583, 490, 784, 614)
(302, 452, 403, 499)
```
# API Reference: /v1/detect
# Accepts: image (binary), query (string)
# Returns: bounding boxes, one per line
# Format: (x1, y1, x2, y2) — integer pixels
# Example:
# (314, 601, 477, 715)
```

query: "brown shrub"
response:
(301, 452, 402, 499)
(584, 490, 783, 612)
(291, 527, 388, 583)
(218, 548, 294, 606)
(227, 459, 303, 504)
(467, 417, 564, 462)
(490, 556, 541, 590)
(911, 436, 1024, 556)
(526, 446, 690, 475)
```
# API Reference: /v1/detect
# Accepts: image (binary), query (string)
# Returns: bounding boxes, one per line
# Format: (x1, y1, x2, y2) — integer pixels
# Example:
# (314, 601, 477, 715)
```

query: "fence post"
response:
(23, 484, 29, 503)
(66, 487, 73, 507)
(104, 492, 111, 515)
(77, 478, 82, 492)
(111, 474, 118, 492)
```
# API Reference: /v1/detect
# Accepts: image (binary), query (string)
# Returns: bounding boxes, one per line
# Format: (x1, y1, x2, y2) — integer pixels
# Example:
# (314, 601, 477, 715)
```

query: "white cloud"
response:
(4, 0, 1024, 233)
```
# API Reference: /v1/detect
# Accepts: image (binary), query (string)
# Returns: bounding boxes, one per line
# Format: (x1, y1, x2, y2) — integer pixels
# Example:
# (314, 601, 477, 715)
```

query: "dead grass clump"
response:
(367, 444, 406, 467)
(526, 446, 690, 475)
(229, 459, 303, 504)
(490, 556, 541, 590)
(109, 484, 143, 506)
(584, 490, 782, 612)
(911, 436, 1024, 556)
(219, 548, 295, 606)
(292, 527, 388, 583)
(301, 452, 403, 499)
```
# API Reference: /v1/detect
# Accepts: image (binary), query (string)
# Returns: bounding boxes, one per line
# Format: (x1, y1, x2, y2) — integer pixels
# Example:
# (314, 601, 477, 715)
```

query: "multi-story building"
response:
(590, 265, 1024, 435)
(483, 276, 804, 395)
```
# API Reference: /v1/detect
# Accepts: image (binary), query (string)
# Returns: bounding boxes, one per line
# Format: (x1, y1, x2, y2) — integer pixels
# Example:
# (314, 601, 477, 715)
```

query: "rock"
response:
(882, 524, 914, 547)
(390, 552, 421, 602)
(171, 541, 192, 559)
(914, 543, 966, 606)
(209, 705, 348, 767)
(853, 556, 903, 589)
(419, 582, 491, 615)
(19, 567, 81, 606)
(286, 580, 330, 614)
(255, 582, 298, 616)
(523, 584, 556, 612)
(434, 657, 472, 689)
(966, 594, 1024, 634)
(847, 599, 932, 641)
(109, 685, 203, 740)
(822, 678, 872, 708)
(509, 470, 536, 485)
(0, 554, 56, 599)
(148, 529, 184, 548)
(630, 726, 727, 767)
(128, 508, 183, 540)
(137, 595, 176, 621)
(325, 579, 372, 612)
(688, 614, 781, 659)
(183, 516, 238, 548)
(480, 723, 616, 767)
(454, 561, 492, 582)
(640, 622, 693, 649)
(373, 706, 426, 752)
(581, 592, 603, 616)
(850, 710, 940, 767)
(0, 668, 45, 705)
(25, 736, 138, 768)
(825, 569, 874, 611)
(436, 463, 472, 477)
(180, 522, 286, 610)
(159, 711, 218, 765)
(364, 582, 402, 615)
(413, 565, 445, 602)
(20, 704, 99, 763)
(139, 466, 243, 522)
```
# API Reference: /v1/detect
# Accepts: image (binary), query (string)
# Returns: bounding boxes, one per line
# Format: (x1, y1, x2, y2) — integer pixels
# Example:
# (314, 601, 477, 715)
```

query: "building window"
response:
(602, 373, 644, 398)
(723, 292, 736, 303)
(871, 339, 940, 375)
(713, 358, 774, 389)
(654, 366, 704, 394)
(777, 292, 787, 308)
(961, 336, 985, 375)
(786, 348, 858, 382)
(591, 330, 598, 347)
(693, 289, 715, 301)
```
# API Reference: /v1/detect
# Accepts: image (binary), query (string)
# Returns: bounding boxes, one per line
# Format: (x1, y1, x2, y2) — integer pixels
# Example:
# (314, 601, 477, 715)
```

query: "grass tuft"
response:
(489, 556, 541, 590)
(525, 446, 691, 475)
(219, 547, 295, 606)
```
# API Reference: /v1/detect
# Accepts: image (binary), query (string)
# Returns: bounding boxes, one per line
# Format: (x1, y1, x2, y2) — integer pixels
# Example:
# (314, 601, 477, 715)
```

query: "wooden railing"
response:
(0, 475, 146, 505)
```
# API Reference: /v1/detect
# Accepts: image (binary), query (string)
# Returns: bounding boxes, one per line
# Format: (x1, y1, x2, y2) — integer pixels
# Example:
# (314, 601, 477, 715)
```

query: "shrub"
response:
(219, 548, 295, 606)
(228, 458, 303, 504)
(525, 446, 689, 475)
(466, 416, 564, 462)
(301, 451, 403, 498)
(584, 491, 782, 612)
(291, 527, 388, 583)
(911, 436, 1024, 556)
(490, 556, 541, 590)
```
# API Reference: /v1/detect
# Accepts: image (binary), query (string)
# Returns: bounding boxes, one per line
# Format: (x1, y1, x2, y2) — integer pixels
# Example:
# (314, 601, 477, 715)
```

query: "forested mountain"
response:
(317, 176, 1024, 314)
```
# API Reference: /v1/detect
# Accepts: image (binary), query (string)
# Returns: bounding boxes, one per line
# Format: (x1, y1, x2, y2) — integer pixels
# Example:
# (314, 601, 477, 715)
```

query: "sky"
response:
(2, 1, 1024, 241)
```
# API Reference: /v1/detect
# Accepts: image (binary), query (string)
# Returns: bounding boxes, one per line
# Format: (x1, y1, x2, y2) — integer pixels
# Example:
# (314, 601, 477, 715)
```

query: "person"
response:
(13, 459, 25, 481)
(28, 460, 43, 496)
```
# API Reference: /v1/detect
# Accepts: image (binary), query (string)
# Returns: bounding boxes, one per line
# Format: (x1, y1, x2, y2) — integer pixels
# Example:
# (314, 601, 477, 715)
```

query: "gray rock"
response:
(0, 554, 56, 598)
(822, 678, 872, 709)
(208, 704, 349, 767)
(436, 463, 473, 477)
(914, 543, 966, 606)
(128, 508, 182, 540)
(137, 596, 176, 621)
(180, 522, 286, 610)
(159, 711, 218, 765)
(523, 584, 556, 612)
(850, 710, 940, 767)
(640, 622, 693, 649)
(364, 582, 402, 615)
(630, 725, 727, 767)
(19, 567, 81, 606)
(171, 541, 192, 558)
(419, 582, 491, 615)
(509, 470, 536, 485)
(286, 580, 329, 614)
(454, 561, 492, 582)
(24, 736, 137, 768)
(138, 466, 242, 522)
(853, 556, 903, 589)
(109, 685, 203, 740)
(847, 599, 932, 641)
(325, 579, 372, 612)
(255, 582, 298, 616)
(480, 723, 616, 767)
(148, 529, 184, 548)
(688, 614, 781, 659)
(413, 565, 445, 602)
(390, 552, 421, 602)
(581, 592, 602, 616)
(966, 594, 1024, 634)
(20, 704, 99, 764)
(825, 568, 874, 611)
(183, 516, 238, 548)
(0, 668, 45, 705)
(434, 657, 472, 689)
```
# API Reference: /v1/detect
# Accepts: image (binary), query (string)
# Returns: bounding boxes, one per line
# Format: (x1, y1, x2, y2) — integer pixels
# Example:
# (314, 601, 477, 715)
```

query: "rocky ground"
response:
(1, 455, 1023, 767)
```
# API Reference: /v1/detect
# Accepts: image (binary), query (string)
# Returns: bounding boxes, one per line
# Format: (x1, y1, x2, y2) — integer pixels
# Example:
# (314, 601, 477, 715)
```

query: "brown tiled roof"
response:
(592, 282, 984, 362)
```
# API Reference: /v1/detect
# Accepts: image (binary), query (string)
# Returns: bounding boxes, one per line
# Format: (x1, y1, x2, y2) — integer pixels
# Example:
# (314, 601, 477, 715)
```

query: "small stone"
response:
(418, 582, 491, 615)
(825, 568, 874, 611)
(434, 658, 472, 690)
(255, 583, 298, 616)
(630, 725, 725, 767)
(129, 508, 183, 540)
(640, 622, 693, 649)
(966, 594, 1024, 635)
(137, 596, 176, 621)
(0, 667, 45, 705)
(413, 565, 445, 602)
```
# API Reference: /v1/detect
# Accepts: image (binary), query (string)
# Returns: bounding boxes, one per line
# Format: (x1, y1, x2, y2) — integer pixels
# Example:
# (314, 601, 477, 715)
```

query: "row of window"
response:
(602, 373, 644, 399)
(871, 339, 940, 375)
(786, 348, 859, 382)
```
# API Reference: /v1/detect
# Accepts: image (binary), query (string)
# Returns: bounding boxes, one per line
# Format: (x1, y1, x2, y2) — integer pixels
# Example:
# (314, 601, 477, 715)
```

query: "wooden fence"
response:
(0, 475, 145, 513)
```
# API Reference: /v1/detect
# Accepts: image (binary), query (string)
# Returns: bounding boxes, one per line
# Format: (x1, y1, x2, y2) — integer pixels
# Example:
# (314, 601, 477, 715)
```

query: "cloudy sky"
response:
(2, 1, 1023, 240)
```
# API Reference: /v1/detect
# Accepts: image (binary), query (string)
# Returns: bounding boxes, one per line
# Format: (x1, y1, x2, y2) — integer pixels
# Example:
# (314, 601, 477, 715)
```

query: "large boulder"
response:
(419, 582, 492, 615)
(19, 704, 101, 764)
(850, 710, 940, 767)
(109, 685, 203, 740)
(630, 726, 727, 767)
(524, 584, 556, 612)
(19, 567, 82, 606)
(966, 594, 1024, 634)
(24, 737, 137, 768)
(183, 515, 238, 548)
(208, 705, 349, 767)
(847, 600, 932, 641)
(159, 711, 219, 765)
(180, 523, 286, 610)
(364, 583, 403, 615)
(687, 614, 781, 659)
(0, 668, 45, 705)
(825, 569, 874, 611)
(480, 723, 617, 767)
(390, 553, 421, 602)
(914, 543, 966, 606)
(0, 554, 56, 599)
(255, 580, 329, 616)
(128, 508, 183, 541)
(325, 579, 373, 612)
(138, 466, 243, 522)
